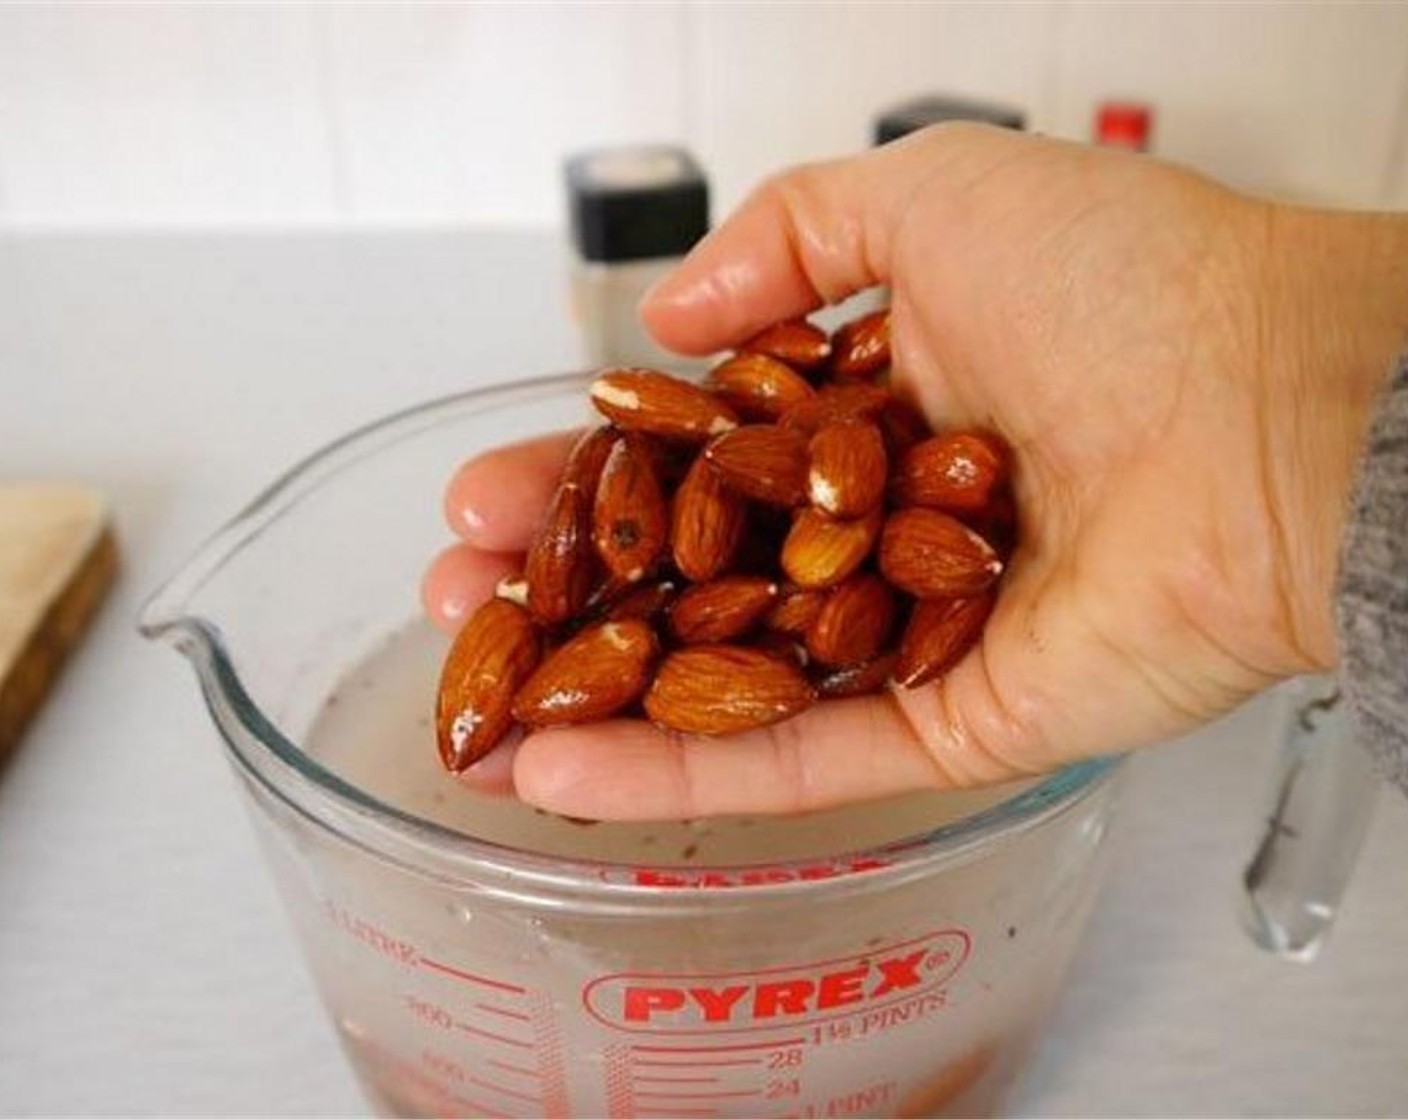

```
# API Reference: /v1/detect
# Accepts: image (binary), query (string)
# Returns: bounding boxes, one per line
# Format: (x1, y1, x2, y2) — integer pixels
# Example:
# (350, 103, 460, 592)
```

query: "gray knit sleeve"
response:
(1335, 349, 1408, 794)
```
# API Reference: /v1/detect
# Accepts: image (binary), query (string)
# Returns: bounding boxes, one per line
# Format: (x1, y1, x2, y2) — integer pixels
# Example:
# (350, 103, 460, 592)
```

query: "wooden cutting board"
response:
(0, 483, 117, 768)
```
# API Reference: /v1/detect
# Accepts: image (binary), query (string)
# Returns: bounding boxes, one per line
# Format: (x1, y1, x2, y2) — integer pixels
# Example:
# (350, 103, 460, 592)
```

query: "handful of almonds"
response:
(437, 311, 1013, 773)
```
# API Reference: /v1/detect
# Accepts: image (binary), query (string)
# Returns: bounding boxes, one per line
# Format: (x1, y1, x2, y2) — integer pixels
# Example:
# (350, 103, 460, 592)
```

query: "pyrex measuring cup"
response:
(138, 373, 1358, 1118)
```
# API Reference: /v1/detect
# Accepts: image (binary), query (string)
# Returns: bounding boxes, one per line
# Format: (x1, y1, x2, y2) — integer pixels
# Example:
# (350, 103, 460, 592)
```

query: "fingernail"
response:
(457, 504, 487, 537)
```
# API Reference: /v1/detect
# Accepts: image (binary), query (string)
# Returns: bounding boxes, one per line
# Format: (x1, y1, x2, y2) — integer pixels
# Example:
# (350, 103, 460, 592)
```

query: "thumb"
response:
(638, 123, 1013, 356)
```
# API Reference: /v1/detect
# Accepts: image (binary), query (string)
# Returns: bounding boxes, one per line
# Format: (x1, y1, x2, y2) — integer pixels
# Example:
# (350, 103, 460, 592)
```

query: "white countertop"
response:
(2, 229, 1405, 1117)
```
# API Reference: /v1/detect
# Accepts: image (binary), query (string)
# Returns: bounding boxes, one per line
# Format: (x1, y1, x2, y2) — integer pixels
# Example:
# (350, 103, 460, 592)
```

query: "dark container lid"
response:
(565, 146, 709, 263)
(874, 95, 1026, 144)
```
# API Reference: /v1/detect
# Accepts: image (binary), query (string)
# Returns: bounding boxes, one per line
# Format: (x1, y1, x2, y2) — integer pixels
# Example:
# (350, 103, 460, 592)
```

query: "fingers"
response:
(639, 127, 989, 356)
(443, 430, 577, 551)
(512, 694, 956, 821)
(421, 542, 521, 633)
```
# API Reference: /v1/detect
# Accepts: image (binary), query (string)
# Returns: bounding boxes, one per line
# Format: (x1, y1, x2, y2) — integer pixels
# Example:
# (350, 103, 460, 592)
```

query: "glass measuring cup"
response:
(138, 373, 1361, 1117)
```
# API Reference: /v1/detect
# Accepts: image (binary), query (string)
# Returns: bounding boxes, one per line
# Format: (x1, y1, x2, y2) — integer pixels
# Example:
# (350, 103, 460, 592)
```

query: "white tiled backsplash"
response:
(1, 1, 1405, 228)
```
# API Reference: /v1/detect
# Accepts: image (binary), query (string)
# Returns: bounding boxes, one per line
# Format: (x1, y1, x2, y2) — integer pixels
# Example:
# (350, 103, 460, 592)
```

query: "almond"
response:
(808, 419, 887, 518)
(671, 456, 746, 581)
(601, 578, 677, 623)
(830, 309, 890, 379)
(562, 425, 620, 501)
(780, 506, 882, 589)
(738, 318, 832, 372)
(813, 651, 898, 699)
(894, 592, 995, 688)
(644, 645, 816, 735)
(753, 630, 809, 668)
(436, 599, 541, 771)
(892, 431, 1006, 514)
(879, 508, 1004, 598)
(765, 585, 827, 636)
(669, 576, 778, 644)
(512, 619, 658, 726)
(780, 381, 891, 436)
(590, 369, 738, 442)
(706, 353, 817, 421)
(525, 481, 595, 625)
(805, 573, 897, 667)
(593, 433, 668, 583)
(703, 425, 810, 507)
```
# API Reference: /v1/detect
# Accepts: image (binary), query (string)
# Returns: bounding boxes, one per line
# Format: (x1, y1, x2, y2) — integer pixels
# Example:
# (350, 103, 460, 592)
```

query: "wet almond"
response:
(739, 318, 832, 371)
(512, 619, 659, 726)
(593, 434, 668, 583)
(707, 353, 817, 421)
(780, 381, 891, 436)
(671, 456, 746, 581)
(780, 506, 882, 589)
(808, 419, 887, 518)
(436, 599, 541, 771)
(562, 425, 620, 501)
(590, 369, 738, 442)
(894, 592, 995, 688)
(805, 574, 898, 667)
(525, 482, 595, 625)
(830, 309, 890, 379)
(879, 508, 1004, 598)
(765, 585, 827, 636)
(813, 651, 898, 699)
(644, 645, 816, 735)
(892, 431, 1007, 515)
(669, 576, 778, 644)
(704, 425, 810, 507)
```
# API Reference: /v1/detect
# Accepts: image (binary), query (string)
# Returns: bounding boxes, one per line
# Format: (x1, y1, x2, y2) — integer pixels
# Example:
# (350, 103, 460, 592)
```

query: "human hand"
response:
(426, 124, 1408, 820)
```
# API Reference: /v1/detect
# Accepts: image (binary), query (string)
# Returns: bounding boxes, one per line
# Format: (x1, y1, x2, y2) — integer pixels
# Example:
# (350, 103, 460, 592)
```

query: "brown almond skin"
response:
(562, 425, 620, 502)
(436, 599, 542, 770)
(512, 619, 659, 726)
(879, 508, 1004, 598)
(753, 630, 809, 668)
(645, 645, 816, 735)
(669, 576, 779, 644)
(671, 456, 747, 581)
(525, 481, 595, 625)
(739, 318, 832, 372)
(892, 431, 1007, 515)
(590, 369, 738, 442)
(805, 574, 898, 667)
(895, 592, 995, 688)
(780, 382, 892, 435)
(808, 419, 888, 518)
(593, 434, 668, 582)
(704, 425, 810, 507)
(830, 309, 890, 379)
(601, 578, 677, 623)
(766, 585, 827, 636)
(813, 651, 898, 699)
(706, 353, 818, 421)
(781, 506, 882, 589)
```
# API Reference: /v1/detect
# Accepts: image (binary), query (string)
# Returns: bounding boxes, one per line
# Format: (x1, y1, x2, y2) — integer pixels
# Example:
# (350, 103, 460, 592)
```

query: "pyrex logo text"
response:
(583, 930, 970, 1034)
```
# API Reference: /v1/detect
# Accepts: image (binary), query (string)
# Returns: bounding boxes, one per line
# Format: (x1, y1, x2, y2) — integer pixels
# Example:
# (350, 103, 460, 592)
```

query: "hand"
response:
(426, 124, 1408, 820)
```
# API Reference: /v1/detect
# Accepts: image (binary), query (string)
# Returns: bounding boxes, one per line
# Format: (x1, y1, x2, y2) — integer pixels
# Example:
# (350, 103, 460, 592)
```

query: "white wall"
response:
(1, 1, 1405, 229)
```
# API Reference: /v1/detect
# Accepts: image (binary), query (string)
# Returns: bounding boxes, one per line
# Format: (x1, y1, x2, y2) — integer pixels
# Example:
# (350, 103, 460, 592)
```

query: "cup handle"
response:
(1239, 674, 1380, 960)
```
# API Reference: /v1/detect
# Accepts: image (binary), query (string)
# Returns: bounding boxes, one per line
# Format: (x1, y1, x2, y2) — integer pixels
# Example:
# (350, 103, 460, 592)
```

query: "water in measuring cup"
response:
(296, 623, 1083, 1119)
(306, 621, 1018, 866)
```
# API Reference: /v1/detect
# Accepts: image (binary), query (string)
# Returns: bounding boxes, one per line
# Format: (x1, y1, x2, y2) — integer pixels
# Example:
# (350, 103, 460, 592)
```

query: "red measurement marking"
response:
(487, 1058, 540, 1078)
(419, 957, 526, 994)
(631, 1037, 804, 1054)
(468, 1075, 540, 1103)
(634, 1075, 720, 1084)
(635, 1057, 763, 1068)
(633, 1089, 763, 1100)
(475, 1002, 531, 1022)
(454, 1022, 533, 1050)
(442, 1093, 510, 1119)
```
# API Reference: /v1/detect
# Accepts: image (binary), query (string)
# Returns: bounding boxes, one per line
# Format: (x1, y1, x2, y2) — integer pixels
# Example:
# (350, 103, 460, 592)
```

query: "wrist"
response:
(1257, 205, 1408, 668)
